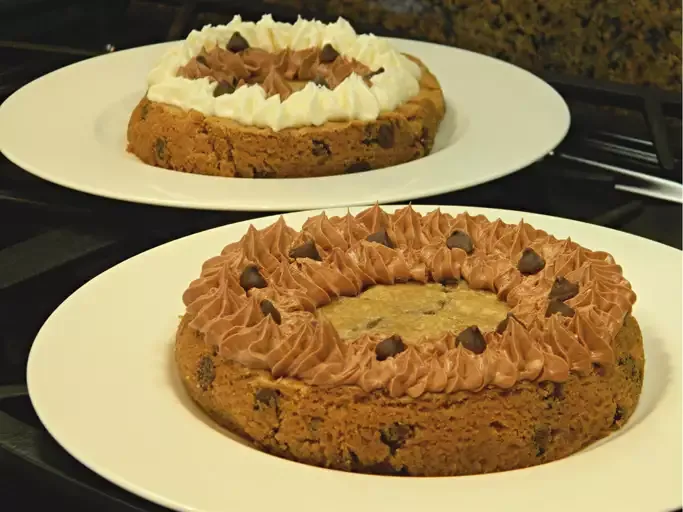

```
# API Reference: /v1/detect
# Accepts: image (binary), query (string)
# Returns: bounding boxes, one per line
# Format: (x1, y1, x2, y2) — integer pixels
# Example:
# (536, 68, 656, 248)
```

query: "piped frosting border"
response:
(146, 15, 422, 131)
(180, 205, 637, 398)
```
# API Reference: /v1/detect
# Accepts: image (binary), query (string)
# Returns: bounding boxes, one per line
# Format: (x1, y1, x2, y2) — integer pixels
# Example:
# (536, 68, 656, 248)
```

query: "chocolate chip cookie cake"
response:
(175, 205, 643, 476)
(127, 16, 445, 178)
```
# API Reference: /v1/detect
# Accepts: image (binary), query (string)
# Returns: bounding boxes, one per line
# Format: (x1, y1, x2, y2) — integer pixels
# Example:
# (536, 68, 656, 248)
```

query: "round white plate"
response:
(27, 206, 681, 512)
(0, 40, 569, 211)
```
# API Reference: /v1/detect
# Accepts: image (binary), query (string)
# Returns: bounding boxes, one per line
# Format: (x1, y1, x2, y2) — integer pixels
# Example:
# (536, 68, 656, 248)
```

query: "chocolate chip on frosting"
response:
(545, 299, 575, 318)
(319, 43, 340, 63)
(289, 240, 322, 261)
(456, 326, 487, 354)
(549, 277, 579, 302)
(495, 312, 519, 334)
(446, 230, 474, 254)
(213, 80, 235, 97)
(239, 264, 267, 291)
(375, 335, 406, 361)
(517, 248, 545, 275)
(227, 31, 249, 52)
(260, 299, 282, 324)
(366, 228, 395, 249)
(377, 124, 395, 149)
(365, 66, 385, 80)
(313, 75, 329, 88)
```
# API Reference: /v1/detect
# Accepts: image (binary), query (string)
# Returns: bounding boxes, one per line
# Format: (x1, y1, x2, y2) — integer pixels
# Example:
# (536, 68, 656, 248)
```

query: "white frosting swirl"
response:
(145, 15, 422, 131)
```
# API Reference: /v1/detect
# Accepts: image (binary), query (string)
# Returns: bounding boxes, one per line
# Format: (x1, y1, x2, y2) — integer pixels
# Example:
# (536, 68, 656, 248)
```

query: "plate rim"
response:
(26, 204, 682, 512)
(0, 38, 570, 211)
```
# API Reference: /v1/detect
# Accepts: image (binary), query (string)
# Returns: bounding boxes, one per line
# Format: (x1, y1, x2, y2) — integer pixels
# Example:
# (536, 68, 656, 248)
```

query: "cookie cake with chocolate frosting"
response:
(175, 205, 644, 476)
(127, 15, 445, 178)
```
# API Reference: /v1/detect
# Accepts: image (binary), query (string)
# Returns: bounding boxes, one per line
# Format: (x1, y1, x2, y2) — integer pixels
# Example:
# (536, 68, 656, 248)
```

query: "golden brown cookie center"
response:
(320, 282, 511, 343)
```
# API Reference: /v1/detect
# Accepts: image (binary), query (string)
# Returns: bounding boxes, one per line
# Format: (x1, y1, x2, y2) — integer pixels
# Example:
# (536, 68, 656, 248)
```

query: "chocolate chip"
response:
(227, 31, 249, 52)
(380, 423, 413, 454)
(313, 75, 329, 88)
(345, 161, 371, 174)
(366, 228, 394, 248)
(319, 43, 340, 63)
(612, 405, 625, 425)
(196, 355, 215, 391)
(366, 317, 383, 329)
(311, 139, 331, 157)
(375, 335, 405, 361)
(495, 312, 518, 334)
(545, 299, 575, 318)
(549, 276, 579, 301)
(254, 388, 279, 411)
(252, 168, 275, 178)
(289, 240, 321, 261)
(260, 299, 281, 324)
(239, 264, 267, 292)
(377, 124, 395, 149)
(440, 278, 459, 288)
(446, 230, 474, 254)
(196, 55, 208, 66)
(365, 66, 385, 80)
(517, 248, 545, 275)
(213, 80, 235, 97)
(154, 138, 166, 160)
(140, 102, 149, 120)
(592, 362, 607, 376)
(456, 326, 487, 354)
(533, 425, 551, 456)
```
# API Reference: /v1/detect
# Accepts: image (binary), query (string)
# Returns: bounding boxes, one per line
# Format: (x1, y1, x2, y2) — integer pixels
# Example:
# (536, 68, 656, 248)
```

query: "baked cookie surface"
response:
(127, 16, 445, 178)
(175, 205, 643, 476)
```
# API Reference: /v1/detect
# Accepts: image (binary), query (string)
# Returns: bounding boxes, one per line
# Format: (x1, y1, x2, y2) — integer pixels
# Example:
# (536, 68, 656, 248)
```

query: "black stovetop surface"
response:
(0, 2, 681, 511)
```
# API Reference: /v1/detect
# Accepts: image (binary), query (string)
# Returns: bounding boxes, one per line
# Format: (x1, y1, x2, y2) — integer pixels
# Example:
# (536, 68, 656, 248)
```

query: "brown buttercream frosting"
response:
(177, 45, 372, 98)
(181, 206, 637, 398)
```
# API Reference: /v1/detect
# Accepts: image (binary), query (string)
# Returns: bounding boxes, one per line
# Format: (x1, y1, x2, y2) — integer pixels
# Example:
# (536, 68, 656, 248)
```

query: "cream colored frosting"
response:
(181, 206, 637, 398)
(145, 15, 421, 130)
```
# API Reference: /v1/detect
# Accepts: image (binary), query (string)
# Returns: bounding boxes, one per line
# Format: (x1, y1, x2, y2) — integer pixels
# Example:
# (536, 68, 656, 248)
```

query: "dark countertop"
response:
(258, 0, 682, 90)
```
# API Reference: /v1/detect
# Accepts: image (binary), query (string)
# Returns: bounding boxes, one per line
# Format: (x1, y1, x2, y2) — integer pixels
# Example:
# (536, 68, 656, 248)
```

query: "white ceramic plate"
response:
(27, 206, 681, 512)
(0, 40, 569, 211)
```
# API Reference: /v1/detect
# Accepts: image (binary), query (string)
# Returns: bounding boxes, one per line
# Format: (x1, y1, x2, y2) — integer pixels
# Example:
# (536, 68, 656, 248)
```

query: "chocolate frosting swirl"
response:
(181, 205, 637, 397)
(178, 46, 371, 98)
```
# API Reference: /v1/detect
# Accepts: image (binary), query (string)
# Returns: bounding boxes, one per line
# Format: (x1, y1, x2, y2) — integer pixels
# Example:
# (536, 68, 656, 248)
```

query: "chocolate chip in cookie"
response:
(380, 423, 414, 455)
(196, 355, 215, 391)
(517, 248, 545, 275)
(311, 139, 331, 157)
(366, 228, 394, 248)
(533, 425, 551, 456)
(446, 230, 474, 254)
(154, 138, 166, 160)
(345, 161, 371, 174)
(545, 299, 575, 318)
(254, 388, 280, 411)
(377, 124, 395, 149)
(548, 276, 579, 302)
(239, 264, 267, 292)
(456, 326, 487, 354)
(319, 43, 340, 63)
(289, 240, 322, 261)
(375, 335, 406, 361)
(213, 80, 236, 97)
(227, 31, 249, 52)
(260, 299, 282, 324)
